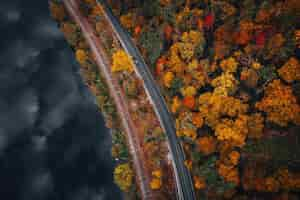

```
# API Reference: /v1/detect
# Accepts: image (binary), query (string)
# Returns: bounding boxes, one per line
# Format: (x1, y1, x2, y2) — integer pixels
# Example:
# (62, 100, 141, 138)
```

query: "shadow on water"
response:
(0, 0, 122, 199)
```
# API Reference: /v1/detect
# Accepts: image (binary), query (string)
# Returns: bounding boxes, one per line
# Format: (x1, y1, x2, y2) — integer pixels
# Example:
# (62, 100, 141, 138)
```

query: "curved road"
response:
(61, 0, 155, 198)
(97, 1, 196, 200)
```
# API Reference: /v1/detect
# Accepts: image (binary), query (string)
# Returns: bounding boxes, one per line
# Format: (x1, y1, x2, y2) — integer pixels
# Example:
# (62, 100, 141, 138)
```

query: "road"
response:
(61, 0, 156, 198)
(97, 1, 196, 200)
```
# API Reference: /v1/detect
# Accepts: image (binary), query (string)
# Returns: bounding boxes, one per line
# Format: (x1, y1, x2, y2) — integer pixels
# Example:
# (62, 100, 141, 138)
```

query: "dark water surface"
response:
(0, 0, 122, 199)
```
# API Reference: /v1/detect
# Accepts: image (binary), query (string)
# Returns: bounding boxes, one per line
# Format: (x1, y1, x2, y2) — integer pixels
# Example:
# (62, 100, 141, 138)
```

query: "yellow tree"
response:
(114, 163, 133, 191)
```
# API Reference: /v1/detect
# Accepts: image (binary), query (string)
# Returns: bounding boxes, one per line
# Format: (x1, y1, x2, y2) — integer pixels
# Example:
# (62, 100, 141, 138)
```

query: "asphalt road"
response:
(98, 1, 196, 199)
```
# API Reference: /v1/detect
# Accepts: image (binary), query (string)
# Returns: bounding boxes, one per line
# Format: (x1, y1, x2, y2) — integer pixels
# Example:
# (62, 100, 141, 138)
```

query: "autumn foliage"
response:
(113, 0, 300, 198)
(113, 0, 300, 197)
(114, 163, 134, 191)
(52, 0, 300, 198)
